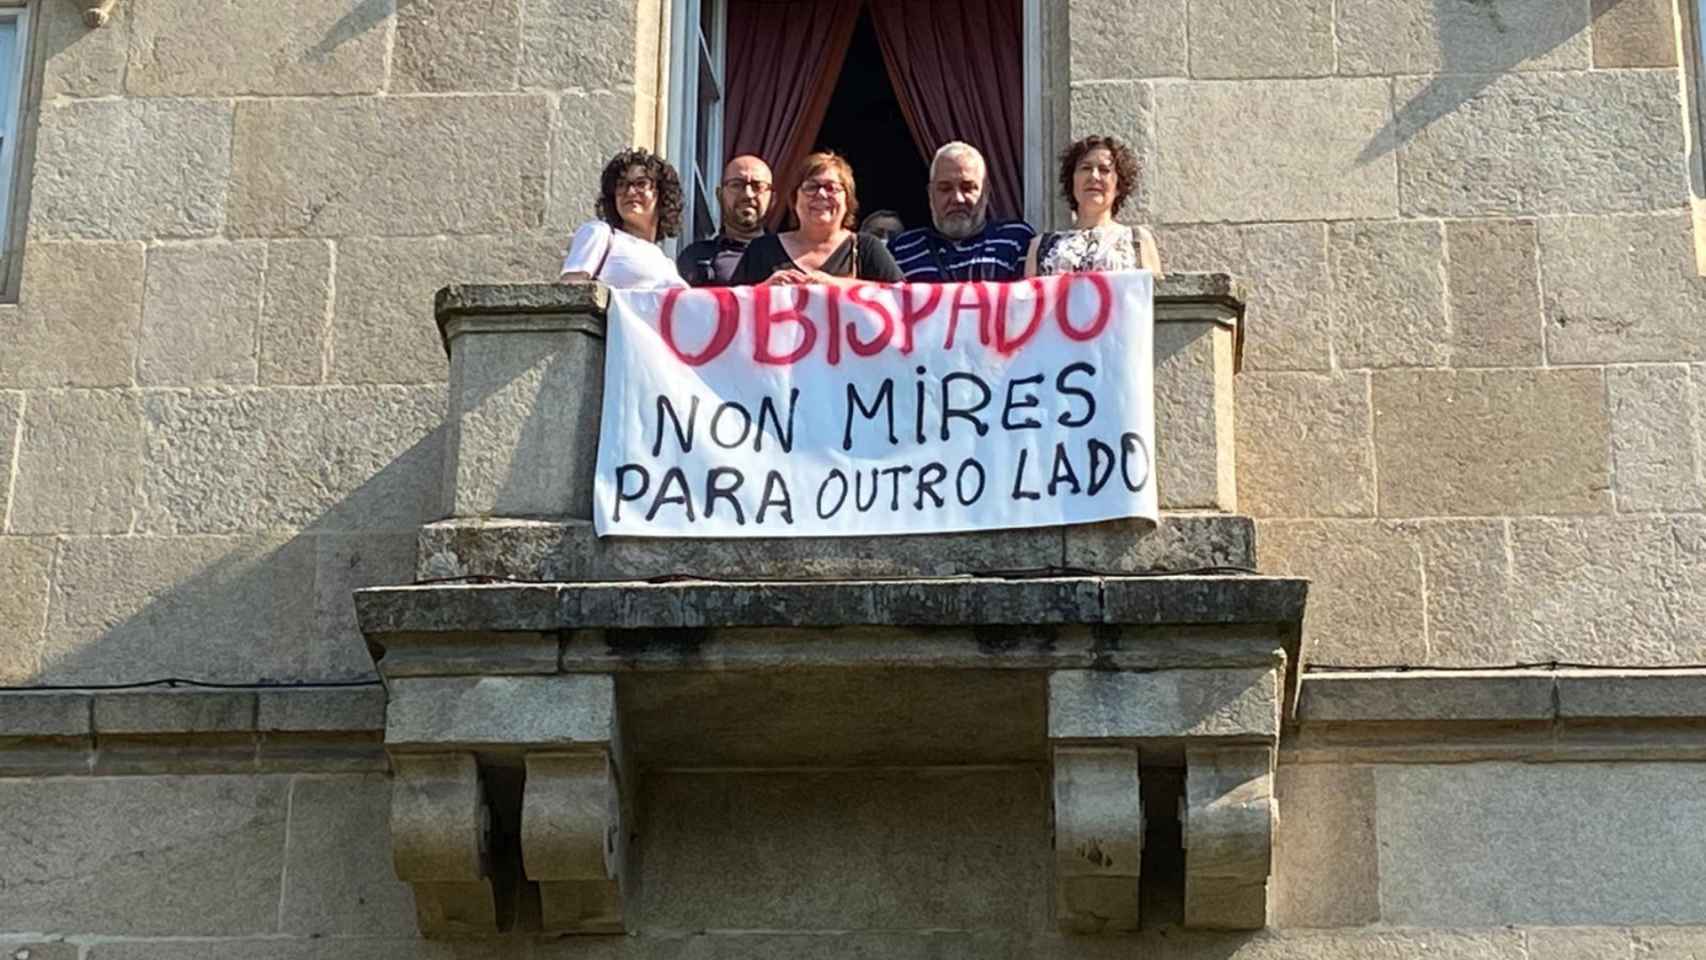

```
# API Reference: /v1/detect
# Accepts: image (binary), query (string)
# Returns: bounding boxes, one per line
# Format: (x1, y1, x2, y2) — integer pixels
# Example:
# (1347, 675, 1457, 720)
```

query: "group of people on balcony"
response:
(558, 136, 1161, 290)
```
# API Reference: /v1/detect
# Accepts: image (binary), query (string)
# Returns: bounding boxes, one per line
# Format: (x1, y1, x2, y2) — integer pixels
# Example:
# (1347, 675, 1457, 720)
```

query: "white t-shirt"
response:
(559, 221, 687, 290)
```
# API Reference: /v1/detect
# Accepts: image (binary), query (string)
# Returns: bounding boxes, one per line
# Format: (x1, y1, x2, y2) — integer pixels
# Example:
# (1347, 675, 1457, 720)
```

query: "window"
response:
(667, 0, 727, 244)
(0, 1, 35, 300)
(1681, 0, 1706, 272)
(664, 0, 1063, 239)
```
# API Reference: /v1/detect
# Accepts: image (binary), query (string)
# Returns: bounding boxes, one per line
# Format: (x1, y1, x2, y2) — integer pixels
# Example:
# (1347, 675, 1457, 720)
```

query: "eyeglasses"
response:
(799, 179, 847, 197)
(722, 178, 772, 195)
(615, 176, 656, 195)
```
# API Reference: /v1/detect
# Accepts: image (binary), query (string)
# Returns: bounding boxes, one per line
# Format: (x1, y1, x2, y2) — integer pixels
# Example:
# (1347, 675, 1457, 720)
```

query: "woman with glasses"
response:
(730, 151, 904, 286)
(559, 148, 689, 289)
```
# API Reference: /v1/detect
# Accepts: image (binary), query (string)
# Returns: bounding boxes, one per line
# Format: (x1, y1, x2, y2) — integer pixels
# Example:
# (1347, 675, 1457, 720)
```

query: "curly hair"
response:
(595, 148, 684, 240)
(1057, 135, 1140, 216)
(785, 151, 860, 230)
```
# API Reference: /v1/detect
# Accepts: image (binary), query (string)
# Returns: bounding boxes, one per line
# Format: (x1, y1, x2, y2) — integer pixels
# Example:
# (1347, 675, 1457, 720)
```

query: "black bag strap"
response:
(592, 227, 613, 280)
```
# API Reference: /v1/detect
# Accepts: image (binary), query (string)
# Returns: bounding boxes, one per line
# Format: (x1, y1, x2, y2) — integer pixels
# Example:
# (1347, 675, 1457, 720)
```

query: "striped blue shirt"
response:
(887, 220, 1037, 283)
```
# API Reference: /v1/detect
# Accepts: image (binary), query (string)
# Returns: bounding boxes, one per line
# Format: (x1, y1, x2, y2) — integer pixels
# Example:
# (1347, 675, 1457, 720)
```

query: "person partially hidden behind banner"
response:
(1025, 135, 1162, 278)
(889, 141, 1035, 283)
(676, 154, 774, 286)
(730, 151, 904, 286)
(559, 148, 689, 289)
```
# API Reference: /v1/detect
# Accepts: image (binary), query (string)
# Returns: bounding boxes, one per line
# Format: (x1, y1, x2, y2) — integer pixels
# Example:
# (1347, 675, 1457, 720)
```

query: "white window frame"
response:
(666, 0, 727, 247)
(665, 0, 1048, 232)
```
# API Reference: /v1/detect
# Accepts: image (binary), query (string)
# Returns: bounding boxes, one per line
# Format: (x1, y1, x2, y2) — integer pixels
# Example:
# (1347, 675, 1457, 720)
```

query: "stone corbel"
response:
(380, 675, 625, 937)
(522, 750, 630, 933)
(1052, 745, 1144, 933)
(81, 0, 120, 27)
(1182, 745, 1274, 929)
(389, 753, 498, 936)
(1048, 666, 1282, 932)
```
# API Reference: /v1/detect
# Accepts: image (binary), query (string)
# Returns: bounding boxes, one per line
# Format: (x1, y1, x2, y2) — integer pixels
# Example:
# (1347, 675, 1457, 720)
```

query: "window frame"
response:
(1677, 0, 1706, 273)
(663, 0, 1055, 238)
(665, 0, 727, 250)
(0, 0, 39, 302)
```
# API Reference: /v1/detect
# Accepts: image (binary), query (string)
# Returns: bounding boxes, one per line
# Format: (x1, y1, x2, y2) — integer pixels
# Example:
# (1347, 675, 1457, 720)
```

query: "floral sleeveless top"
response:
(1036, 223, 1140, 274)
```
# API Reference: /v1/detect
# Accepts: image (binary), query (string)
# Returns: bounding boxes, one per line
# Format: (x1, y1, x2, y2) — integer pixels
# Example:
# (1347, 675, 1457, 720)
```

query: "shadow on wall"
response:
(32, 420, 447, 688)
(1358, 0, 1621, 164)
(306, 0, 393, 62)
(25, 302, 574, 688)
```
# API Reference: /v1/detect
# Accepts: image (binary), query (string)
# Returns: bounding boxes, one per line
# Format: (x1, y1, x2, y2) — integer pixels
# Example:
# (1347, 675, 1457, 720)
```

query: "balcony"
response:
(355, 274, 1308, 937)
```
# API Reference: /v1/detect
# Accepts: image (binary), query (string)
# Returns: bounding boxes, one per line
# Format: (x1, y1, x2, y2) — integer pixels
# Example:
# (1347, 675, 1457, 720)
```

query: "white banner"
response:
(593, 272, 1156, 538)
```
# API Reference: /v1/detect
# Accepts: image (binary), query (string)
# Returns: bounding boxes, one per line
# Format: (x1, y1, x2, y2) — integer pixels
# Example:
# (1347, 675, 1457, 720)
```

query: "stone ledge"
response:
(437, 280, 608, 318)
(0, 685, 388, 754)
(0, 734, 388, 777)
(550, 623, 1293, 674)
(1051, 667, 1279, 740)
(386, 675, 614, 750)
(433, 270, 1247, 367)
(434, 282, 607, 354)
(359, 576, 1308, 725)
(0, 691, 93, 737)
(435, 273, 1240, 320)
(357, 574, 1307, 634)
(1298, 669, 1706, 723)
(0, 683, 388, 776)
(417, 513, 1257, 583)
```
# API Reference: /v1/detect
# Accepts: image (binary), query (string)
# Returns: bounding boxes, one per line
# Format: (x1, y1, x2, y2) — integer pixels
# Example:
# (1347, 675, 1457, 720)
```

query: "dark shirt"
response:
(676, 235, 752, 287)
(888, 219, 1037, 283)
(730, 232, 904, 286)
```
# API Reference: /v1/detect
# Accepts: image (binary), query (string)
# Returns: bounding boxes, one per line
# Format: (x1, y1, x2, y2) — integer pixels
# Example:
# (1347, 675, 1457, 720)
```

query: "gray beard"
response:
(935, 210, 985, 240)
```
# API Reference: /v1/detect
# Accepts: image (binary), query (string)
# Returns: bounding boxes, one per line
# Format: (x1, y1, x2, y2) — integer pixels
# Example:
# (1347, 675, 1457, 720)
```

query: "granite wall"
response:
(1069, 0, 1705, 669)
(2, 0, 1704, 955)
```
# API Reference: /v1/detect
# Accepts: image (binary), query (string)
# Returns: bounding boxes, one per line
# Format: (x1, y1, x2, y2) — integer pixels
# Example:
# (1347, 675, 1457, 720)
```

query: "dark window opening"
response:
(813, 10, 930, 232)
(1138, 761, 1186, 927)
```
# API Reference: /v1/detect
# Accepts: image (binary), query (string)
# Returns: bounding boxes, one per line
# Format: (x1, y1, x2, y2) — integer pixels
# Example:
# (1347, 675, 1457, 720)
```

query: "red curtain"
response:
(723, 0, 863, 227)
(868, 0, 1026, 220)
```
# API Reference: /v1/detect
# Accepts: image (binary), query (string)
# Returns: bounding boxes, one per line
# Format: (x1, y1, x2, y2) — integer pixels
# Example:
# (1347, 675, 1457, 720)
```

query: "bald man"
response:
(677, 154, 773, 286)
(888, 141, 1035, 283)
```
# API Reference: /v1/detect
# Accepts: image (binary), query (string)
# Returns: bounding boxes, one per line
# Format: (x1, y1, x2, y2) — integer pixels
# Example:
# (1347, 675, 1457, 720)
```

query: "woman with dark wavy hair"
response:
(1024, 135, 1161, 277)
(559, 148, 688, 289)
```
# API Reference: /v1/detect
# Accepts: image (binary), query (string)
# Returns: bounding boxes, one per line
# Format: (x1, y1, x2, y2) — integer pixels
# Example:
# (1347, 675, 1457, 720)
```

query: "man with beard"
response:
(888, 142, 1036, 283)
(677, 154, 773, 286)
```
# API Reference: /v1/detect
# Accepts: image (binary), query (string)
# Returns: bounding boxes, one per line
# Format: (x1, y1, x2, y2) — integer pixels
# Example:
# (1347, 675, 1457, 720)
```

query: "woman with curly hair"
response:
(559, 148, 688, 289)
(731, 151, 903, 286)
(1024, 135, 1162, 277)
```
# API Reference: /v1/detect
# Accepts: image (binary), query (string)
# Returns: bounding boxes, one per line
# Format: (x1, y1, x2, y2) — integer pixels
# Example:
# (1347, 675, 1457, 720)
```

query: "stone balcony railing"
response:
(355, 275, 1308, 938)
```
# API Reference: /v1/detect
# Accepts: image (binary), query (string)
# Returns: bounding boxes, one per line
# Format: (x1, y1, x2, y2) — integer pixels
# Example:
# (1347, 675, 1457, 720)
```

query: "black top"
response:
(730, 232, 904, 285)
(676, 235, 752, 287)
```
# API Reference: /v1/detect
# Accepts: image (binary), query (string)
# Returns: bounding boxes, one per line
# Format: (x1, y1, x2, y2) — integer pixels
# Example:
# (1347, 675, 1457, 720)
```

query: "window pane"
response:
(694, 189, 713, 240)
(698, 32, 720, 102)
(0, 14, 23, 276)
(0, 19, 17, 136)
(1699, 0, 1706, 63)
(695, 91, 714, 178)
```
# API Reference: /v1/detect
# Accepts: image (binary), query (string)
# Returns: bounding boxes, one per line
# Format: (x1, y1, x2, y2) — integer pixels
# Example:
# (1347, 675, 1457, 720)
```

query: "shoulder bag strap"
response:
(593, 227, 613, 280)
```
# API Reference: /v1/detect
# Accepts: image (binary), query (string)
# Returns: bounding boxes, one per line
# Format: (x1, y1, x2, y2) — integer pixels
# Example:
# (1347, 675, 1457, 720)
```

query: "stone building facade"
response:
(1, 0, 1704, 957)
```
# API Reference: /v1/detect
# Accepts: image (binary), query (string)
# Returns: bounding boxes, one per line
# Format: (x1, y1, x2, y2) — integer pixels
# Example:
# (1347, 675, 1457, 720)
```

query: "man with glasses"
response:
(677, 155, 774, 286)
(888, 142, 1035, 283)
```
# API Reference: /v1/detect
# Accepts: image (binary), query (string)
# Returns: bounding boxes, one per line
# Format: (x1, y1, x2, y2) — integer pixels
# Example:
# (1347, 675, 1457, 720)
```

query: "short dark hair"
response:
(787, 150, 859, 230)
(1057, 135, 1140, 216)
(596, 148, 684, 240)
